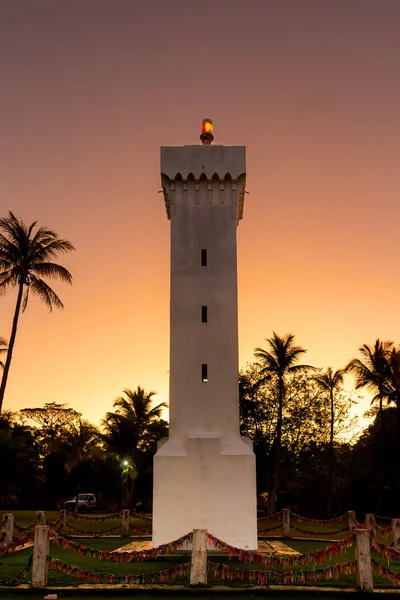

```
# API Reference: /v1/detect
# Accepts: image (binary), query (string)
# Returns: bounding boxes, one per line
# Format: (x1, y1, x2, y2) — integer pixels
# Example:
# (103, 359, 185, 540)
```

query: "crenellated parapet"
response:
(161, 145, 246, 224)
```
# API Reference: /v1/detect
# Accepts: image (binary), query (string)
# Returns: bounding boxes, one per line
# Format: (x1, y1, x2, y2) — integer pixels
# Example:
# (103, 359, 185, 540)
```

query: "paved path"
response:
(263, 539, 301, 555)
(114, 540, 152, 552)
(113, 539, 300, 555)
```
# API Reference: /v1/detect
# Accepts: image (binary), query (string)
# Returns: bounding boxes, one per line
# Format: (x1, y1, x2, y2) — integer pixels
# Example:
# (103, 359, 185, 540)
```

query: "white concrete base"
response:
(153, 436, 257, 550)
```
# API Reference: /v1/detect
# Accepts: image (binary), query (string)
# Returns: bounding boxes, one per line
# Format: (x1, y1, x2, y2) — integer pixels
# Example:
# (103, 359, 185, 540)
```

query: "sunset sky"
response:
(1, 0, 399, 426)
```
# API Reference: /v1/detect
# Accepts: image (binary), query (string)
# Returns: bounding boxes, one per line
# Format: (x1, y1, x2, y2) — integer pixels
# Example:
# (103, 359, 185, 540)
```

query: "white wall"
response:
(153, 145, 257, 549)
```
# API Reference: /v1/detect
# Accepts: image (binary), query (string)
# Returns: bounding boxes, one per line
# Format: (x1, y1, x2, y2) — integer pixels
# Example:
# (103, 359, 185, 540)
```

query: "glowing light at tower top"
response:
(200, 118, 214, 145)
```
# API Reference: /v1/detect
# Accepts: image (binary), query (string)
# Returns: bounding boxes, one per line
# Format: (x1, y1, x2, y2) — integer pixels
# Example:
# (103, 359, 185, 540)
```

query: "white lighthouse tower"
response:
(153, 120, 257, 550)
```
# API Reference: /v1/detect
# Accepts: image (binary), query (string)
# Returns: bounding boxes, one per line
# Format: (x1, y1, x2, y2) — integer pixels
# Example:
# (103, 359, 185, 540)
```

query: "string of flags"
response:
(134, 514, 153, 524)
(49, 530, 193, 562)
(291, 524, 349, 537)
(46, 516, 62, 528)
(258, 523, 283, 533)
(128, 524, 150, 535)
(257, 511, 283, 522)
(371, 558, 400, 586)
(207, 559, 357, 584)
(290, 512, 347, 525)
(66, 512, 121, 522)
(0, 554, 33, 586)
(376, 523, 392, 538)
(370, 536, 400, 563)
(1, 528, 400, 588)
(64, 523, 122, 536)
(48, 556, 190, 584)
(207, 532, 355, 567)
(0, 533, 34, 557)
(13, 515, 41, 533)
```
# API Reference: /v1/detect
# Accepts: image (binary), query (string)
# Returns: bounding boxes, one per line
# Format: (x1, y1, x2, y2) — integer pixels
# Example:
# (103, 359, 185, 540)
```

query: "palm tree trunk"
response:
(0, 283, 24, 412)
(397, 400, 400, 517)
(270, 378, 284, 513)
(379, 386, 386, 435)
(328, 389, 334, 517)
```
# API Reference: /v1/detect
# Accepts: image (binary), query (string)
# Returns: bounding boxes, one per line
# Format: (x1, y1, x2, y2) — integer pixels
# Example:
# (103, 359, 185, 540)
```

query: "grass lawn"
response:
(1, 513, 399, 590)
(1, 536, 400, 590)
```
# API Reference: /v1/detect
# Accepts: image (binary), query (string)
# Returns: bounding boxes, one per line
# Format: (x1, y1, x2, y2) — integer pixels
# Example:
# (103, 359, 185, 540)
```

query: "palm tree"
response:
(345, 339, 393, 432)
(254, 332, 314, 513)
(102, 386, 168, 508)
(0, 337, 7, 368)
(0, 212, 74, 411)
(314, 367, 344, 516)
(56, 419, 101, 513)
(383, 348, 400, 515)
(57, 419, 101, 473)
(0, 416, 42, 505)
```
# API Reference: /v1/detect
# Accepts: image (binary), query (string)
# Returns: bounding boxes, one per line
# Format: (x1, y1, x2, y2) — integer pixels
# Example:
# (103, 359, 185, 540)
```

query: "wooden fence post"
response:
(36, 511, 46, 526)
(347, 510, 357, 533)
(354, 529, 373, 592)
(121, 509, 130, 536)
(60, 509, 67, 536)
(1, 514, 14, 545)
(392, 518, 400, 550)
(190, 529, 207, 586)
(365, 514, 376, 538)
(32, 525, 49, 588)
(282, 509, 291, 538)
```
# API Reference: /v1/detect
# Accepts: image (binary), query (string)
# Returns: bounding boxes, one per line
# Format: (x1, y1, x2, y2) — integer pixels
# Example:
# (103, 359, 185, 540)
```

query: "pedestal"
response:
(153, 435, 257, 550)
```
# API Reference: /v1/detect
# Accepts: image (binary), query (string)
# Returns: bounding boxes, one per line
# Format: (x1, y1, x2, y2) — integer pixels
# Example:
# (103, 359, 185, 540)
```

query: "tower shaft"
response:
(153, 144, 257, 549)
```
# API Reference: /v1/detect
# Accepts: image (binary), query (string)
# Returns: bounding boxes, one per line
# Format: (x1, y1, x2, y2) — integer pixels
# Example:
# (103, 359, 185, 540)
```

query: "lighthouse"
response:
(153, 120, 257, 550)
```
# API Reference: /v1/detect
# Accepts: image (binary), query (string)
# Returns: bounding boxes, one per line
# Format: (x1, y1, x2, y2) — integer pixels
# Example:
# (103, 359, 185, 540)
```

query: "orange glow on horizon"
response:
(1, 1, 400, 428)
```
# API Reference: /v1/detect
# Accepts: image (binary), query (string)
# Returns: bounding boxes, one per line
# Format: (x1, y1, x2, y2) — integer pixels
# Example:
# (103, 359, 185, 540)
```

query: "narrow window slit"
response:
(201, 249, 207, 266)
(202, 364, 208, 382)
(201, 306, 208, 323)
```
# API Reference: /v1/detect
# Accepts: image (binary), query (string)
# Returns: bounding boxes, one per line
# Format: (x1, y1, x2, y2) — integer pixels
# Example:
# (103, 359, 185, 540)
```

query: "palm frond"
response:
(31, 262, 73, 283)
(0, 270, 19, 294)
(28, 276, 64, 311)
(30, 239, 75, 264)
(0, 336, 7, 369)
(289, 363, 316, 373)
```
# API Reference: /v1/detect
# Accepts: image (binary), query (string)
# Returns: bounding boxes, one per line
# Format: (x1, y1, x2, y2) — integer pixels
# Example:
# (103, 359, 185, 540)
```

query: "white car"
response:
(64, 493, 97, 512)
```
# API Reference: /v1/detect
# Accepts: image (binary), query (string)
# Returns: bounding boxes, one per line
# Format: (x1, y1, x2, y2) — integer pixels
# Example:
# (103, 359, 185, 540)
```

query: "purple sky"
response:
(1, 0, 399, 425)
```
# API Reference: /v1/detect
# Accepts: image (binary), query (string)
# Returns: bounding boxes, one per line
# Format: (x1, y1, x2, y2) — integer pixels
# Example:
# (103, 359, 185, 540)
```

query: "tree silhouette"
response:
(0, 212, 74, 411)
(0, 414, 41, 505)
(346, 339, 393, 432)
(102, 387, 167, 508)
(254, 332, 314, 513)
(20, 402, 81, 455)
(0, 337, 7, 369)
(314, 367, 344, 516)
(383, 348, 400, 514)
(56, 419, 101, 473)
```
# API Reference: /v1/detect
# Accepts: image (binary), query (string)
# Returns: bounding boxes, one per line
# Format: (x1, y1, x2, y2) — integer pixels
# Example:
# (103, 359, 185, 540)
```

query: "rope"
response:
(48, 556, 190, 584)
(207, 532, 355, 567)
(0, 554, 33, 586)
(257, 510, 282, 522)
(207, 559, 357, 585)
(49, 530, 193, 562)
(291, 524, 349, 537)
(64, 523, 122, 536)
(66, 511, 121, 522)
(290, 512, 347, 525)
